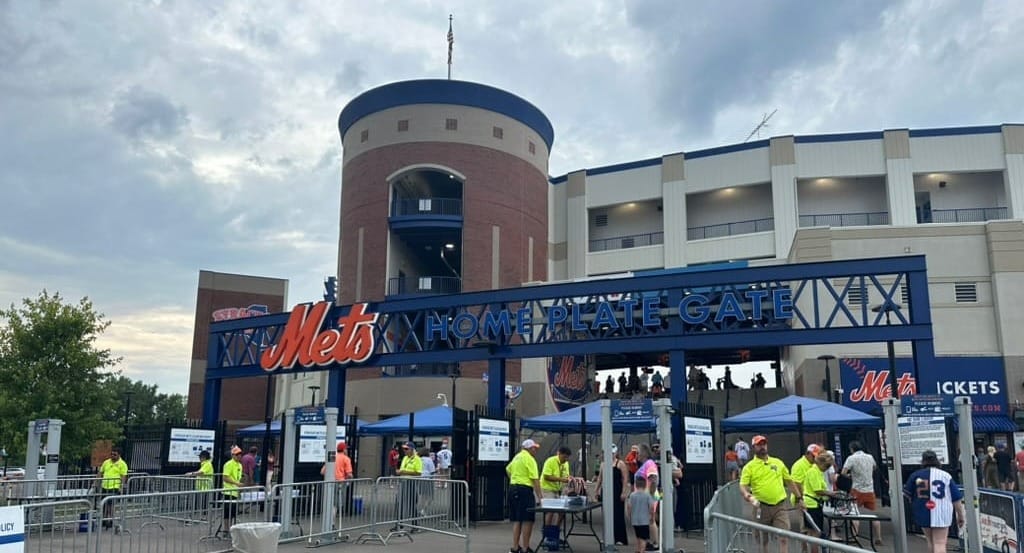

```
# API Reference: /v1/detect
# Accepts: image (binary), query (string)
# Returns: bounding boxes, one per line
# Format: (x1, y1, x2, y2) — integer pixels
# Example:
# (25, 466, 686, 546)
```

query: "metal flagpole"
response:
(447, 15, 453, 79)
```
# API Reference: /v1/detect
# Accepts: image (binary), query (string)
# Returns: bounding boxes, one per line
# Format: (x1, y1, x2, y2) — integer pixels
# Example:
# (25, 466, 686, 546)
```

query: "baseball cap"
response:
(522, 439, 540, 450)
(752, 435, 768, 445)
(336, 442, 347, 452)
(806, 444, 822, 456)
(230, 446, 243, 455)
(402, 441, 415, 450)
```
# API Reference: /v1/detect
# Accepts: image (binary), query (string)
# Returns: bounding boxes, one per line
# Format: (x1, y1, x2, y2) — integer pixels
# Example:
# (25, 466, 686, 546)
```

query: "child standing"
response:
(626, 474, 657, 553)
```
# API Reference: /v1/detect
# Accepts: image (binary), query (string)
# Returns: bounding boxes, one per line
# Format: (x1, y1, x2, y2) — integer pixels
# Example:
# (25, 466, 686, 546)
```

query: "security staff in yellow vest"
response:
(96, 448, 129, 529)
(186, 450, 215, 491)
(739, 435, 803, 553)
(506, 439, 543, 553)
(392, 441, 422, 532)
(221, 446, 245, 531)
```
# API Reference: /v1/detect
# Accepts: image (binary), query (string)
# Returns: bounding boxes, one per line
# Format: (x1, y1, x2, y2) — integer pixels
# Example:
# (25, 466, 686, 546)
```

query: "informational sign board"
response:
(611, 399, 653, 422)
(902, 394, 954, 417)
(683, 416, 714, 464)
(477, 418, 511, 462)
(979, 489, 1020, 553)
(0, 505, 25, 553)
(167, 428, 216, 463)
(297, 425, 346, 463)
(33, 419, 48, 434)
(897, 416, 949, 465)
(295, 407, 325, 426)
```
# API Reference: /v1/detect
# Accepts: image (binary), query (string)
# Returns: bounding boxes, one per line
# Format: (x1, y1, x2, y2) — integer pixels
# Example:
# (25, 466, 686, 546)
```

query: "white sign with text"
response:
(298, 425, 346, 464)
(478, 418, 511, 462)
(167, 428, 216, 464)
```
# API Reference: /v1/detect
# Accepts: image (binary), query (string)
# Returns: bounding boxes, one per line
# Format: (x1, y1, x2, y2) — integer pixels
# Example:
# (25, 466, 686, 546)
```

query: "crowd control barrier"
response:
(9, 476, 471, 553)
(704, 481, 876, 553)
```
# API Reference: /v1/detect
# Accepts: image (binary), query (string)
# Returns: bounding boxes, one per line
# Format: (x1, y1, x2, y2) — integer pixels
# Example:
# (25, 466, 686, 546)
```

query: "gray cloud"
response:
(1, 0, 1022, 394)
(110, 87, 189, 139)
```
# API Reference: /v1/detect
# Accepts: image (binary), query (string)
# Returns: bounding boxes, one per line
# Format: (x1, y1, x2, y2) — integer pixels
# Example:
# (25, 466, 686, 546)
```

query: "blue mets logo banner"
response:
(549, 355, 593, 411)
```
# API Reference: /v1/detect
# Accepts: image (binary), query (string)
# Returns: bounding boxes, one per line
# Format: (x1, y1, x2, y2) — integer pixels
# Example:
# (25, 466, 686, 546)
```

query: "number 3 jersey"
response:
(903, 467, 963, 528)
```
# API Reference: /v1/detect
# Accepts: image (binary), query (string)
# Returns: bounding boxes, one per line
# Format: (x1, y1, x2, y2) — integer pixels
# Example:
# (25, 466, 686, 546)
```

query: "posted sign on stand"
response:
(0, 505, 25, 553)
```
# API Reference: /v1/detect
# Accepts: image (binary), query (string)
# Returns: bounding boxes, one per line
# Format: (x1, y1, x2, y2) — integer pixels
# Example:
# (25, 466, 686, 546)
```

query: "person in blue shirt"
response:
(903, 450, 965, 553)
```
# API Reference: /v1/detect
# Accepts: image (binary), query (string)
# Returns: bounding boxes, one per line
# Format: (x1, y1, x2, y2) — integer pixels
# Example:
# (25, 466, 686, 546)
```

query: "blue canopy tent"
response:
(359, 405, 453, 436)
(720, 395, 882, 433)
(236, 418, 369, 437)
(520, 400, 657, 433)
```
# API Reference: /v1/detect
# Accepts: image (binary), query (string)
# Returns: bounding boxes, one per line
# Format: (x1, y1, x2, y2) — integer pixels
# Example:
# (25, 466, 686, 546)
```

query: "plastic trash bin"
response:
(230, 522, 282, 553)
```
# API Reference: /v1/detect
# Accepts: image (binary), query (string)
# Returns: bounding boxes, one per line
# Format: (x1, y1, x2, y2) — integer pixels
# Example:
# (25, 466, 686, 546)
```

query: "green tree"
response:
(0, 291, 121, 463)
(103, 375, 187, 426)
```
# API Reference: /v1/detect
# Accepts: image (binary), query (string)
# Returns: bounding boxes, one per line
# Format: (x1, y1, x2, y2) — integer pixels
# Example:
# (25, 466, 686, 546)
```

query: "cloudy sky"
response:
(2, 0, 1022, 396)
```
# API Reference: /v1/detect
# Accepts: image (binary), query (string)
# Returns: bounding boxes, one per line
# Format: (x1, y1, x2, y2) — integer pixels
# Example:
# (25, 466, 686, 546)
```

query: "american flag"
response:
(447, 17, 454, 66)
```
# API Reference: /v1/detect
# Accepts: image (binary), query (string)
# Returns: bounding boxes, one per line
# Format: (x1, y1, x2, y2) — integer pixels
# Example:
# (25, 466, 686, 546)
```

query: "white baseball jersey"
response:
(436, 447, 452, 469)
(904, 467, 962, 528)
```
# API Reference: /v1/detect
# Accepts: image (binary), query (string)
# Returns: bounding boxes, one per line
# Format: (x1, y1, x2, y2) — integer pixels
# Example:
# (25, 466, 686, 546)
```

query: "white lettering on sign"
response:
(936, 380, 1000, 395)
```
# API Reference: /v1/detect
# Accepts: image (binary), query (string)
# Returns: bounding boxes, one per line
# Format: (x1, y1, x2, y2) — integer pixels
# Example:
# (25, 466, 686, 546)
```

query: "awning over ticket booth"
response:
(721, 395, 882, 433)
(359, 405, 453, 436)
(236, 418, 369, 437)
(520, 400, 657, 433)
(954, 414, 1018, 433)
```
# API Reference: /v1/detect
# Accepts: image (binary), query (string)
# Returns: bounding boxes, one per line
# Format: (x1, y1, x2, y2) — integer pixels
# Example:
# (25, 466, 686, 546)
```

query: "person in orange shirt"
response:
(725, 445, 740, 481)
(321, 442, 355, 517)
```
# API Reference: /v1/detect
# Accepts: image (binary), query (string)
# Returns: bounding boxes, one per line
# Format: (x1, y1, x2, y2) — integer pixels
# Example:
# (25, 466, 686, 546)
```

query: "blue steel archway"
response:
(203, 255, 935, 444)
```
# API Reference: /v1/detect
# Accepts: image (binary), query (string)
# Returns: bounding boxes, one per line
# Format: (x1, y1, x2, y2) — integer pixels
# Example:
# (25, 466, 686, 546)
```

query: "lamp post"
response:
(871, 303, 901, 399)
(122, 392, 134, 428)
(817, 355, 837, 403)
(448, 366, 461, 409)
(307, 385, 321, 407)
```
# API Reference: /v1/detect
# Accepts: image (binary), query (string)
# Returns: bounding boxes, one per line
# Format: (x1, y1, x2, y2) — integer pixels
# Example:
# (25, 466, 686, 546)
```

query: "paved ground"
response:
(268, 512, 965, 553)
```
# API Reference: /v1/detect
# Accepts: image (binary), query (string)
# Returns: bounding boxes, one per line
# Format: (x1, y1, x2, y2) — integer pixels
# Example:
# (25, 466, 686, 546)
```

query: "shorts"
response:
(755, 501, 791, 531)
(850, 490, 877, 510)
(633, 525, 651, 540)
(508, 485, 536, 522)
(805, 507, 824, 536)
(222, 495, 239, 520)
(725, 461, 740, 473)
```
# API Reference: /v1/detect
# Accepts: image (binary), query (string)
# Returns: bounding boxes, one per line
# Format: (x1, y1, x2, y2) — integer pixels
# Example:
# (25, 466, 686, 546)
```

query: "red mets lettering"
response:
(849, 370, 916, 402)
(553, 356, 587, 391)
(260, 302, 377, 371)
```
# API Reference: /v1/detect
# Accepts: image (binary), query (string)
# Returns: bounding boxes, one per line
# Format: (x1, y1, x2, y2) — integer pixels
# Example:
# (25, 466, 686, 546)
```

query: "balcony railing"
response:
(799, 211, 889, 228)
(391, 197, 463, 217)
(381, 362, 460, 377)
(589, 231, 664, 252)
(687, 217, 775, 240)
(920, 206, 1007, 223)
(387, 276, 462, 296)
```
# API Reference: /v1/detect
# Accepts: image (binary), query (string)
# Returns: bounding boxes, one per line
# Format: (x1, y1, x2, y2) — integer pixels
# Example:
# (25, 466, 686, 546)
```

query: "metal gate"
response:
(674, 401, 716, 532)
(468, 405, 515, 522)
(122, 419, 224, 475)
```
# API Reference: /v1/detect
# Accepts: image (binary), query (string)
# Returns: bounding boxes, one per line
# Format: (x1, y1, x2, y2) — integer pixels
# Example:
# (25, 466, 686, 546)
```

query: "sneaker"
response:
(645, 543, 658, 551)
(509, 548, 521, 553)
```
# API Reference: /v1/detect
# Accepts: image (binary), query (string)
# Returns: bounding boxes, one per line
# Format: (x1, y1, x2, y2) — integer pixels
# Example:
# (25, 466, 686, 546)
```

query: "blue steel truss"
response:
(206, 255, 933, 381)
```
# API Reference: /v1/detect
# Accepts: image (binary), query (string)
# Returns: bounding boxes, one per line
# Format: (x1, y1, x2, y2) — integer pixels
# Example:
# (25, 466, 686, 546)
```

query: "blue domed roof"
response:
(339, 79, 554, 149)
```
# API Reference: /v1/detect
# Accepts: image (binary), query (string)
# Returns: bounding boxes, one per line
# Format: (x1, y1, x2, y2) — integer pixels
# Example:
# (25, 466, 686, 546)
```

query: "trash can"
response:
(230, 522, 282, 553)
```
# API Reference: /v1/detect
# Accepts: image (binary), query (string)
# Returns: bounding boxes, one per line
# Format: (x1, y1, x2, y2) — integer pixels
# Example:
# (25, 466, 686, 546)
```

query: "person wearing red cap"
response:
(739, 435, 803, 553)
(790, 443, 823, 533)
(221, 446, 244, 532)
(321, 442, 354, 518)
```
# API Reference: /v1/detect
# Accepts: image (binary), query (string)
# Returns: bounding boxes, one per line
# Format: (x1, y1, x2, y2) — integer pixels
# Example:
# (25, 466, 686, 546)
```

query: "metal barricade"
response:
(94, 486, 265, 553)
(127, 474, 223, 495)
(355, 476, 469, 551)
(704, 482, 872, 553)
(2, 476, 98, 507)
(272, 478, 377, 547)
(20, 499, 94, 553)
(267, 481, 324, 544)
